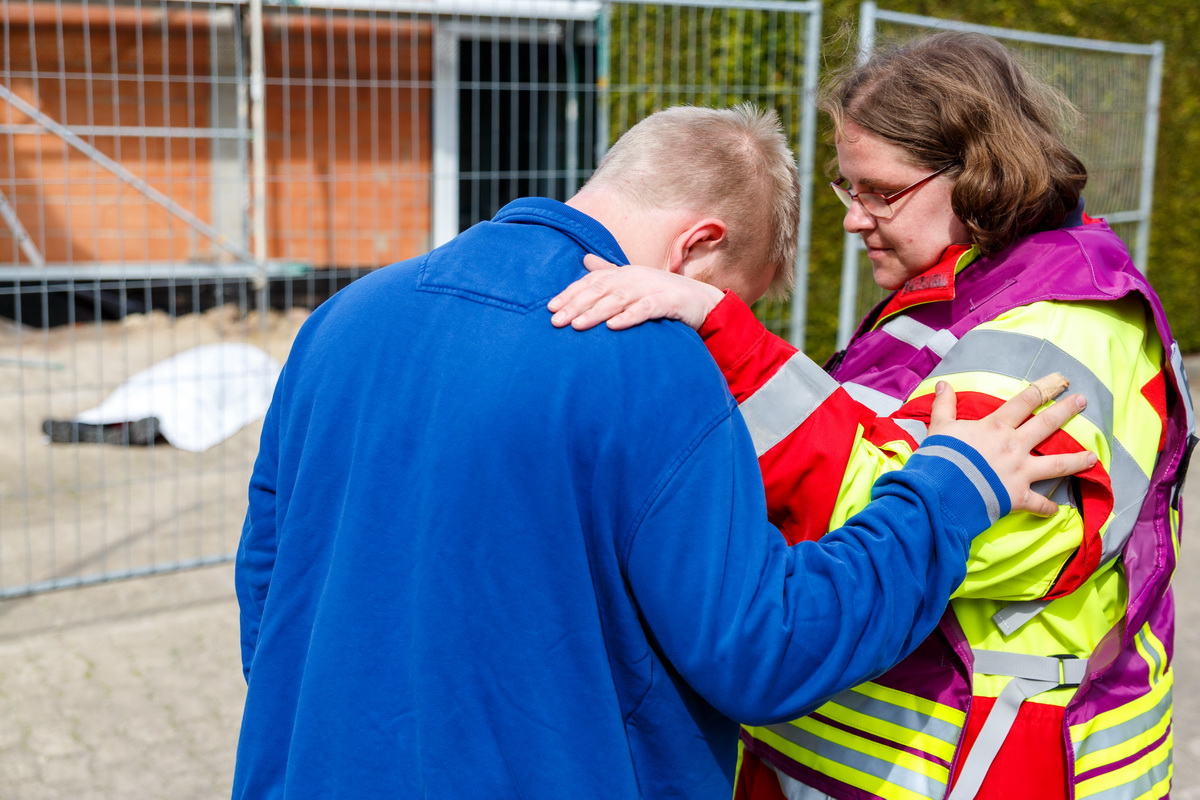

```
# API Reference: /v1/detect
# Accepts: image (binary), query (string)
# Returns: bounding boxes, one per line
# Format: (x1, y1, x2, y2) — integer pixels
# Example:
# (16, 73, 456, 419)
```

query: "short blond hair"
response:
(585, 104, 800, 300)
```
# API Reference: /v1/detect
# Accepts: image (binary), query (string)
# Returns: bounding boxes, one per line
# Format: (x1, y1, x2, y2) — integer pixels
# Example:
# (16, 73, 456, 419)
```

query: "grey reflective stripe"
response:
(1081, 748, 1172, 800)
(930, 328, 1152, 559)
(992, 600, 1049, 636)
(764, 721, 947, 799)
(739, 353, 839, 457)
(1101, 440, 1153, 563)
(948, 650, 1090, 800)
(912, 445, 1002, 526)
(896, 418, 929, 446)
(1139, 627, 1165, 680)
(1169, 341, 1195, 509)
(1031, 476, 1074, 508)
(843, 380, 905, 415)
(1073, 686, 1171, 761)
(930, 329, 1115, 438)
(836, 380, 927, 442)
(1171, 341, 1196, 435)
(881, 315, 960, 357)
(772, 769, 838, 800)
(831, 686, 962, 748)
(928, 330, 960, 358)
(947, 676, 1059, 800)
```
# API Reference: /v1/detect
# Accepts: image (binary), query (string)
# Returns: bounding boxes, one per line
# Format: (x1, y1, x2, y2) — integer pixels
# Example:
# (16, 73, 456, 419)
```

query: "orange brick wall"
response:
(0, 5, 433, 271)
(263, 13, 433, 269)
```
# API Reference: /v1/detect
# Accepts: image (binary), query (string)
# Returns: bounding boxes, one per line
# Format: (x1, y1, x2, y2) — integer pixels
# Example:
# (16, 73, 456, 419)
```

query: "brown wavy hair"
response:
(820, 31, 1088, 256)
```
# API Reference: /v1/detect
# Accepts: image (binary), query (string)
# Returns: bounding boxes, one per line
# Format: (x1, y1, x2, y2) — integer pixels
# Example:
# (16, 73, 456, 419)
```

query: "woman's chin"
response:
(871, 265, 907, 292)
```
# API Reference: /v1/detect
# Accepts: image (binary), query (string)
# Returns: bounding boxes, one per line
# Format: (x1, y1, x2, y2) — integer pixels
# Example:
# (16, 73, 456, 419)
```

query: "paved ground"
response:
(0, 358, 1197, 799)
(0, 567, 243, 798)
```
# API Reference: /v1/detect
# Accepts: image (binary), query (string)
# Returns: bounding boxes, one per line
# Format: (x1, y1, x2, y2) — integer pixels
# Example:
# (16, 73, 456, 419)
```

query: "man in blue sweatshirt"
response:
(233, 105, 1092, 799)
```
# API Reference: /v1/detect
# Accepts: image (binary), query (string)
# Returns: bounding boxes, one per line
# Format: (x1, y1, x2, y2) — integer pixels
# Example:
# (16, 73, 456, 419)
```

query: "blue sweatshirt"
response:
(233, 198, 1009, 799)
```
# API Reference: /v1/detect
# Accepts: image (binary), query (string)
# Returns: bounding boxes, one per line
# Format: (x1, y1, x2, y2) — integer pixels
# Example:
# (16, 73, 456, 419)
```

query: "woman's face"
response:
(835, 122, 970, 291)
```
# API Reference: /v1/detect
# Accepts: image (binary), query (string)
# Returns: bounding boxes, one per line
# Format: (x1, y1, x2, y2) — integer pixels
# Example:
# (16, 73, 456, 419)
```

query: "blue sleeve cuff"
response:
(906, 434, 1011, 528)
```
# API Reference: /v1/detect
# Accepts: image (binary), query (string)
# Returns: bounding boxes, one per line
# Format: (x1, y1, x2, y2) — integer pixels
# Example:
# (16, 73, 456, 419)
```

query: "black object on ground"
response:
(42, 417, 163, 447)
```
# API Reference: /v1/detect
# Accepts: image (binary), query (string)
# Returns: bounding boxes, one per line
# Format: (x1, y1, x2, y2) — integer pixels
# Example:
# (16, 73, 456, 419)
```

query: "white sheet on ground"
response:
(74, 343, 282, 452)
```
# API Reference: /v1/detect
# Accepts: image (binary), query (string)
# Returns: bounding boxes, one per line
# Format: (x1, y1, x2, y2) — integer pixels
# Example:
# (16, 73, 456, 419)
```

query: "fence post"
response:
(249, 0, 269, 322)
(1136, 41, 1164, 272)
(789, 1, 822, 349)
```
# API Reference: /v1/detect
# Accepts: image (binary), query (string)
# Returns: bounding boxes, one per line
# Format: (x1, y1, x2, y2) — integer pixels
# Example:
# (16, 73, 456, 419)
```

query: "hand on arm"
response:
(624, 381, 1093, 723)
(548, 254, 724, 331)
(927, 377, 1096, 517)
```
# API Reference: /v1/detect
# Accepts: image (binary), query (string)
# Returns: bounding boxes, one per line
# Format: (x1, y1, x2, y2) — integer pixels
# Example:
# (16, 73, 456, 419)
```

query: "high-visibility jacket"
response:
(700, 220, 1196, 800)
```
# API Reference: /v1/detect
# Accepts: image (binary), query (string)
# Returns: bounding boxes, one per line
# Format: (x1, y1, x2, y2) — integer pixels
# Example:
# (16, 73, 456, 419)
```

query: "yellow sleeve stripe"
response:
(746, 717, 947, 800)
(849, 681, 966, 728)
(1072, 679, 1171, 773)
(1075, 731, 1171, 799)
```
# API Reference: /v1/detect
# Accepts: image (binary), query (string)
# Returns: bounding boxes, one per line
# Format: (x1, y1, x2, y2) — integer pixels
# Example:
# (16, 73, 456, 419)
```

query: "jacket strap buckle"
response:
(948, 650, 1088, 800)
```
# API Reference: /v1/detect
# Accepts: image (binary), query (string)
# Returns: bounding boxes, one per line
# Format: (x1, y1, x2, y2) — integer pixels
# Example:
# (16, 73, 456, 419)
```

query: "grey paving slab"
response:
(0, 566, 244, 799)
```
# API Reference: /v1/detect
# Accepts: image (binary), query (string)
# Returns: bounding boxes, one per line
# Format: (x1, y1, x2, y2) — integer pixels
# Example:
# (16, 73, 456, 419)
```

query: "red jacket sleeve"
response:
(700, 293, 919, 544)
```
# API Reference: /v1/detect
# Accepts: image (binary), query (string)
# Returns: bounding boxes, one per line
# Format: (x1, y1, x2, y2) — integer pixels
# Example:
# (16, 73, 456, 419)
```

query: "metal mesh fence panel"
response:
(1, 0, 820, 596)
(1, 0, 273, 597)
(605, 1, 821, 343)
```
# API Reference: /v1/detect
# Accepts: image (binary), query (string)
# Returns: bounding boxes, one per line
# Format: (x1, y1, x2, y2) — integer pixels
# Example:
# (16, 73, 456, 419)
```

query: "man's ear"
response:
(665, 218, 727, 276)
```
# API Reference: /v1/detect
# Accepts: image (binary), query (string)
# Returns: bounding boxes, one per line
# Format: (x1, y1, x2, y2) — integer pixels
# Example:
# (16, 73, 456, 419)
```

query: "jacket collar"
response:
(492, 197, 628, 267)
(874, 243, 979, 325)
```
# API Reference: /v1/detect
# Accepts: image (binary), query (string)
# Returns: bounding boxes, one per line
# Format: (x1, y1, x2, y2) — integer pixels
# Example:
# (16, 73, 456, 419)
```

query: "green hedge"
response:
(797, 0, 1200, 361)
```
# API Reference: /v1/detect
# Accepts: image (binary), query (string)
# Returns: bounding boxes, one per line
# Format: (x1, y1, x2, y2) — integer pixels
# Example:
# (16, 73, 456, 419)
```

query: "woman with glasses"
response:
(549, 30, 1192, 800)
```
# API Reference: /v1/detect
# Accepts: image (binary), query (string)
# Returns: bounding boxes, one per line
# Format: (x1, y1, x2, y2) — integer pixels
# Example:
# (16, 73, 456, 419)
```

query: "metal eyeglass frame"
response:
(830, 164, 953, 218)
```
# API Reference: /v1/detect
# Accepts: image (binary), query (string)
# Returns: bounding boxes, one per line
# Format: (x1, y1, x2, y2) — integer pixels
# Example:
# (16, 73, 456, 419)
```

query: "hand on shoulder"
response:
(549, 254, 725, 331)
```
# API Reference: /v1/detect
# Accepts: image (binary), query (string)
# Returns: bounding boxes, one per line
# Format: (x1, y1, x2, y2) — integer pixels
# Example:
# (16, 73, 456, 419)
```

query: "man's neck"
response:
(566, 188, 671, 268)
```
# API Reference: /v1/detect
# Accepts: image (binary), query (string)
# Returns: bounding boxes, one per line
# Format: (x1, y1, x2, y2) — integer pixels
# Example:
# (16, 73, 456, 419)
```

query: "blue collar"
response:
(493, 198, 629, 267)
(417, 197, 629, 311)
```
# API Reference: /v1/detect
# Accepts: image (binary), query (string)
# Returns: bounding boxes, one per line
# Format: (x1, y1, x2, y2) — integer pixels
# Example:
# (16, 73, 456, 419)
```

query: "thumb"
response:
(929, 380, 957, 428)
(583, 253, 619, 273)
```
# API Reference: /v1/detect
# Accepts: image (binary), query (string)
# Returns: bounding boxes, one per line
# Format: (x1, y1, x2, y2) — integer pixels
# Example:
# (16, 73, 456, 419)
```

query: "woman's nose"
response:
(842, 198, 876, 234)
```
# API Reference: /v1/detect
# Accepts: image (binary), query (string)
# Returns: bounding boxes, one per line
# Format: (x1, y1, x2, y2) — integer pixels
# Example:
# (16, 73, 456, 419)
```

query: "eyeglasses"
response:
(830, 164, 952, 219)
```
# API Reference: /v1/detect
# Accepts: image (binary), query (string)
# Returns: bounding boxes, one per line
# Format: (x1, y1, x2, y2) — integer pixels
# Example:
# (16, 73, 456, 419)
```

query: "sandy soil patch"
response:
(0, 306, 309, 595)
